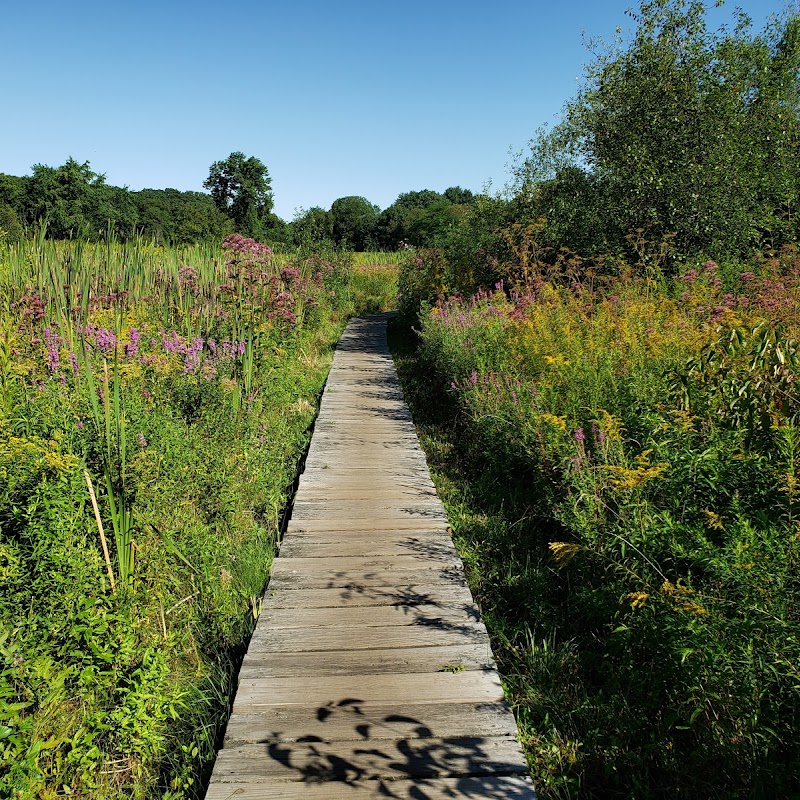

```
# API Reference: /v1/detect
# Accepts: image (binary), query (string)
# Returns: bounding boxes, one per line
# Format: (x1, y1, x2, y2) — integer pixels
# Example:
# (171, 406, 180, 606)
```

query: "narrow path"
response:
(206, 313, 536, 799)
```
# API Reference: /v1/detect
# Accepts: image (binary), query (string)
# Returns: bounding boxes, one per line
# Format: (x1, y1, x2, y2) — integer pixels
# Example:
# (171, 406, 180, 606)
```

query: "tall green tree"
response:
(375, 190, 447, 249)
(26, 158, 104, 238)
(443, 186, 475, 205)
(290, 207, 334, 249)
(330, 196, 380, 250)
(203, 152, 273, 238)
(519, 0, 800, 258)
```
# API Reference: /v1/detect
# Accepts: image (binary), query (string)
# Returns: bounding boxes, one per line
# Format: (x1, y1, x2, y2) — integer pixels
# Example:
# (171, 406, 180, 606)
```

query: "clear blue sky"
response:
(2, 0, 794, 220)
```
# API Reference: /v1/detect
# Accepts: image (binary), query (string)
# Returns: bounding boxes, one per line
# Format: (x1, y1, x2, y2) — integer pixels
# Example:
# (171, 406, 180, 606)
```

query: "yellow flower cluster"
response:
(661, 579, 708, 616)
(602, 450, 668, 490)
(625, 591, 650, 609)
(0, 430, 78, 480)
(543, 354, 571, 367)
(597, 409, 624, 442)
(548, 541, 581, 568)
(539, 413, 567, 432)
(702, 510, 725, 531)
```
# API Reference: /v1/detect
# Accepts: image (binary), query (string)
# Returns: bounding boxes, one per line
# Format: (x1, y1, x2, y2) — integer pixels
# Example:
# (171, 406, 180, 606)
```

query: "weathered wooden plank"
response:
(256, 602, 481, 630)
(289, 507, 446, 520)
(224, 700, 514, 744)
(262, 583, 475, 610)
(212, 735, 527, 782)
(285, 519, 450, 535)
(272, 556, 459, 574)
(267, 565, 462, 590)
(205, 776, 537, 799)
(304, 450, 427, 463)
(292, 496, 441, 507)
(292, 490, 440, 504)
(237, 643, 495, 678)
(246, 623, 489, 654)
(308, 436, 420, 448)
(295, 479, 438, 495)
(232, 671, 504, 710)
(303, 457, 429, 473)
(277, 536, 458, 561)
(314, 419, 417, 430)
(300, 465, 431, 480)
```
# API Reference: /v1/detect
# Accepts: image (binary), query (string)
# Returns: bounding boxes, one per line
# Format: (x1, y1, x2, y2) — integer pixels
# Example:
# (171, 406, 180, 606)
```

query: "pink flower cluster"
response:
(222, 233, 273, 263)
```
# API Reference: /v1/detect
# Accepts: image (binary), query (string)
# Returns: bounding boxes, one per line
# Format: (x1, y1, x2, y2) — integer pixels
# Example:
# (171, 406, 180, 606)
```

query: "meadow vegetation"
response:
(392, 245, 800, 798)
(3, 1, 799, 798)
(0, 233, 397, 798)
(389, 2, 800, 797)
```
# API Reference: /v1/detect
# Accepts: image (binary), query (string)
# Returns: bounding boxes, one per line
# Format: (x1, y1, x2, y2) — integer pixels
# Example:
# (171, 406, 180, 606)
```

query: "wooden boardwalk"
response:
(206, 314, 536, 799)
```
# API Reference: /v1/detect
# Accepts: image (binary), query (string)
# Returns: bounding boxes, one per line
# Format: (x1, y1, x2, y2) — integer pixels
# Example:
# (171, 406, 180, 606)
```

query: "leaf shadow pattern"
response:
(259, 699, 536, 798)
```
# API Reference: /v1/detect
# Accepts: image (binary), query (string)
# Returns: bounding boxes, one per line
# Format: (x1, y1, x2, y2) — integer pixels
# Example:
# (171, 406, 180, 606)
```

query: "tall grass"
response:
(0, 233, 397, 798)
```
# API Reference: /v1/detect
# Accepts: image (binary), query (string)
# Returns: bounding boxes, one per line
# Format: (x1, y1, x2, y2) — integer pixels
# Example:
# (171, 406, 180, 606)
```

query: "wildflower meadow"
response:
(0, 233, 396, 798)
(391, 245, 800, 798)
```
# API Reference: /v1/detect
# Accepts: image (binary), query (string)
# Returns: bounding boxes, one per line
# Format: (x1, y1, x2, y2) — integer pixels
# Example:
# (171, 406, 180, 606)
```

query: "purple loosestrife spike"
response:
(574, 427, 586, 442)
(95, 328, 117, 354)
(125, 328, 141, 358)
(43, 327, 60, 372)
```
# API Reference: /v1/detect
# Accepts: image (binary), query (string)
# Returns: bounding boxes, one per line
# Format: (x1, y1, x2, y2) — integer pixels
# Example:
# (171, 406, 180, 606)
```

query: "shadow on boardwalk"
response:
(260, 700, 533, 797)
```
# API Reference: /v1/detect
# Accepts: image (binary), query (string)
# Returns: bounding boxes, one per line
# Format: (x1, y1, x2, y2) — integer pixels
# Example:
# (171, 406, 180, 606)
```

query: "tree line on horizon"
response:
(0, 151, 480, 252)
(2, 0, 797, 268)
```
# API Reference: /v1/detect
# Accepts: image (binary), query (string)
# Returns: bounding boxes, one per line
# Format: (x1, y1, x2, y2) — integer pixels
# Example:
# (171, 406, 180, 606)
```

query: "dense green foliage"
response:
(331, 196, 381, 251)
(516, 0, 800, 261)
(0, 162, 233, 244)
(388, 4, 800, 796)
(203, 152, 274, 239)
(288, 186, 478, 251)
(0, 236, 397, 799)
(393, 247, 800, 798)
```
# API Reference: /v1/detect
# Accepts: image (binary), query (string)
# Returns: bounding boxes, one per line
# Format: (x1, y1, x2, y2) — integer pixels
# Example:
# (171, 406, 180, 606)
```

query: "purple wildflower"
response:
(95, 328, 117, 354)
(43, 327, 60, 372)
(125, 328, 141, 358)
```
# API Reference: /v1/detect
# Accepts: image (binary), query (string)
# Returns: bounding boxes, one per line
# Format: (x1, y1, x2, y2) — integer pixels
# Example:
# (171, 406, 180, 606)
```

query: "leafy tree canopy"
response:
(517, 0, 800, 259)
(443, 186, 475, 205)
(291, 206, 334, 249)
(330, 196, 380, 251)
(27, 158, 105, 238)
(203, 152, 273, 238)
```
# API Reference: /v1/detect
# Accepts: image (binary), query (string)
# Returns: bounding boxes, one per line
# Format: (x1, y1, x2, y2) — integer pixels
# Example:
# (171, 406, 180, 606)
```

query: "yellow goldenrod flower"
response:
(540, 413, 567, 431)
(625, 591, 650, 609)
(548, 542, 581, 568)
(702, 510, 725, 531)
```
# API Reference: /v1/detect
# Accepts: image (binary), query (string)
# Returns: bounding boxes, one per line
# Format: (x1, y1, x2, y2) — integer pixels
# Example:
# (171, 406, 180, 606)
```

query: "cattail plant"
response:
(78, 316, 135, 585)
